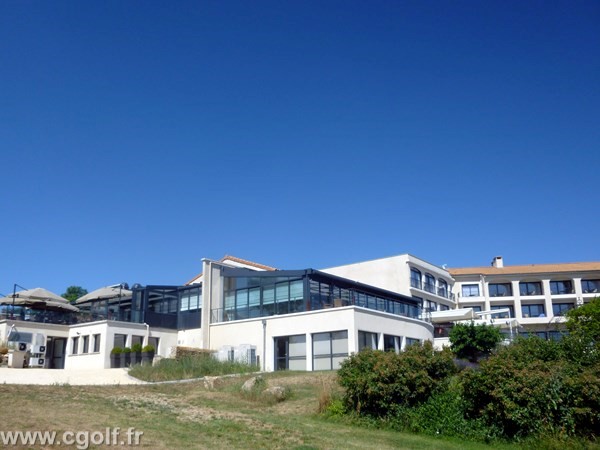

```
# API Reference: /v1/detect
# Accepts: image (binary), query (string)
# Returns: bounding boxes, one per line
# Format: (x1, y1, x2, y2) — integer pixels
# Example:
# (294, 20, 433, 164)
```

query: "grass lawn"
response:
(0, 371, 523, 449)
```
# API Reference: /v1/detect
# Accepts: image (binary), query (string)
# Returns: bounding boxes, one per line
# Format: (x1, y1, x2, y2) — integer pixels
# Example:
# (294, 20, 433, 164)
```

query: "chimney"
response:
(491, 256, 504, 268)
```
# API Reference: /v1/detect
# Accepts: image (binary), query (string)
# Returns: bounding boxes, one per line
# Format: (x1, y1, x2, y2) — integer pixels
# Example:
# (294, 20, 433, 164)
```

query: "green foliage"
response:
(449, 322, 503, 362)
(122, 347, 131, 353)
(337, 342, 456, 416)
(61, 286, 88, 303)
(142, 344, 155, 353)
(128, 355, 258, 382)
(565, 296, 600, 342)
(460, 336, 600, 439)
(131, 343, 143, 353)
(110, 347, 123, 355)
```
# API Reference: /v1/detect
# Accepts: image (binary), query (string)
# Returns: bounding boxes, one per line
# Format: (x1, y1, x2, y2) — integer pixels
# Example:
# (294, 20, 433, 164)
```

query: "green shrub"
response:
(142, 344, 155, 353)
(122, 347, 131, 353)
(110, 347, 123, 355)
(337, 341, 456, 416)
(449, 321, 503, 362)
(131, 343, 143, 353)
(460, 337, 600, 439)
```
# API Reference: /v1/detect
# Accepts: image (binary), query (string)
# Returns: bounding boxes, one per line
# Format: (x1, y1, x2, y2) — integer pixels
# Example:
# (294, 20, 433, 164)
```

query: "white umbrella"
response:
(76, 285, 132, 304)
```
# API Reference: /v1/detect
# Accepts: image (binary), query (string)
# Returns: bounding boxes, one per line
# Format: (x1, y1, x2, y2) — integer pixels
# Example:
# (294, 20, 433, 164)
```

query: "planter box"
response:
(141, 351, 155, 366)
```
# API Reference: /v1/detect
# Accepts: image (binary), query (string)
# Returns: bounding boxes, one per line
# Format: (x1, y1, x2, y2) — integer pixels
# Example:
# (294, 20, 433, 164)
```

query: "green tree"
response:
(449, 321, 503, 362)
(565, 296, 600, 342)
(62, 286, 88, 303)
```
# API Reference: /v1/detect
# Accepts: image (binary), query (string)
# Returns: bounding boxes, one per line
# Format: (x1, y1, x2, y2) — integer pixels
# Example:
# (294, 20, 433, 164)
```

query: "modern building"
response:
(450, 256, 600, 340)
(1, 253, 598, 372)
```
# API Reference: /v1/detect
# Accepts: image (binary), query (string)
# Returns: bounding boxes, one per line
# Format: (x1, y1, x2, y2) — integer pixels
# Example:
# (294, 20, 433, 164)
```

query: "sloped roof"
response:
(185, 255, 277, 285)
(449, 261, 600, 276)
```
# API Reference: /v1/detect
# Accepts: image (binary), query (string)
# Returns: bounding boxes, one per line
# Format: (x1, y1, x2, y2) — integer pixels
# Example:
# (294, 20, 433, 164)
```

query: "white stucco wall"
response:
(208, 307, 433, 372)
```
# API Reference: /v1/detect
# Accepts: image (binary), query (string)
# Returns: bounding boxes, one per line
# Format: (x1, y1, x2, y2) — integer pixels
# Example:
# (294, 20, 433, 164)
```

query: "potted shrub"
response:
(122, 347, 131, 367)
(141, 344, 155, 366)
(130, 343, 143, 366)
(110, 347, 123, 368)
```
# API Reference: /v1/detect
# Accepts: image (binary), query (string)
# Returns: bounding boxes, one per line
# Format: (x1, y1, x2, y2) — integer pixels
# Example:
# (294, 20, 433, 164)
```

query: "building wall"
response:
(208, 306, 433, 372)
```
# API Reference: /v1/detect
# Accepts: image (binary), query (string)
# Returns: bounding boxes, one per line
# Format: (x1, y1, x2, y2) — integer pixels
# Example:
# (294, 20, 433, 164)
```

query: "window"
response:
(410, 268, 422, 289)
(519, 282, 542, 296)
(72, 336, 79, 355)
(113, 334, 127, 349)
(148, 337, 159, 352)
(471, 305, 482, 313)
(461, 284, 480, 297)
(549, 331, 567, 341)
(550, 280, 573, 295)
(582, 279, 600, 294)
(405, 338, 420, 347)
(275, 334, 306, 371)
(437, 279, 449, 298)
(489, 283, 512, 297)
(490, 305, 514, 318)
(131, 335, 144, 347)
(82, 335, 89, 353)
(440, 304, 450, 311)
(93, 334, 101, 353)
(383, 334, 402, 353)
(423, 300, 437, 312)
(521, 304, 545, 318)
(312, 330, 348, 371)
(424, 274, 436, 293)
(552, 303, 574, 316)
(358, 331, 378, 351)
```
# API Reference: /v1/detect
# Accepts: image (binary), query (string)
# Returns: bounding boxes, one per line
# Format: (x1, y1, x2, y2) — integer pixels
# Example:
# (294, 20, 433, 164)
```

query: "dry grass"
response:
(0, 372, 517, 450)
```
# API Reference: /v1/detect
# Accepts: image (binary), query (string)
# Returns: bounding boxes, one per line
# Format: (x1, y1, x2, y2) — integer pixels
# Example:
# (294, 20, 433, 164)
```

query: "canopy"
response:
(76, 285, 132, 304)
(430, 308, 477, 323)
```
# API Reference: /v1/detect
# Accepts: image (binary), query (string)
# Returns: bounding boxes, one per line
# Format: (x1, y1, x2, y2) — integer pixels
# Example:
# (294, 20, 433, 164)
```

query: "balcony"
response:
(423, 282, 436, 294)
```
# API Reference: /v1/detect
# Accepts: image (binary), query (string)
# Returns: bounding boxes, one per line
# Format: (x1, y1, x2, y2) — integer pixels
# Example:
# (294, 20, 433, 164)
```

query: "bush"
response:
(337, 341, 456, 416)
(460, 337, 600, 439)
(110, 347, 123, 355)
(449, 322, 503, 362)
(131, 343, 143, 353)
(122, 347, 131, 354)
(142, 344, 155, 353)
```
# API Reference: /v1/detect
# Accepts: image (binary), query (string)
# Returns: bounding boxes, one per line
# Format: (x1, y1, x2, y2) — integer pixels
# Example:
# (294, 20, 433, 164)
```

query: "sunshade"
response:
(76, 285, 132, 304)
(0, 287, 69, 305)
(429, 308, 476, 323)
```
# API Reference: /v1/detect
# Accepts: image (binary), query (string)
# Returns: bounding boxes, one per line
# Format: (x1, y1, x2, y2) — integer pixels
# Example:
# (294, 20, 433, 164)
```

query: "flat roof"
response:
(449, 261, 600, 276)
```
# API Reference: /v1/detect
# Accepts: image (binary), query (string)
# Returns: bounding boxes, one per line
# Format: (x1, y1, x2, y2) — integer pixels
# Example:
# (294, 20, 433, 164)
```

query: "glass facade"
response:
(312, 330, 348, 370)
(214, 268, 421, 323)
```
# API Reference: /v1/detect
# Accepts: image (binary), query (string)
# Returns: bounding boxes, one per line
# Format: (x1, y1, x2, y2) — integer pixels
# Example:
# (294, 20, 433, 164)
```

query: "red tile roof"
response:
(449, 261, 600, 276)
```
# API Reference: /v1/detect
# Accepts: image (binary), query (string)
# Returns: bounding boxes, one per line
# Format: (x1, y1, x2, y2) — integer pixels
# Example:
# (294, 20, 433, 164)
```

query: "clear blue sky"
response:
(1, 1, 599, 295)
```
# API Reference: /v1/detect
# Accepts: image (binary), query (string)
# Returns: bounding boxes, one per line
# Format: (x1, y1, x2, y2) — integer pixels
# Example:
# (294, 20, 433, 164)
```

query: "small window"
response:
(383, 334, 402, 353)
(93, 334, 101, 353)
(461, 284, 480, 297)
(82, 335, 89, 354)
(552, 303, 574, 316)
(582, 279, 600, 294)
(358, 331, 378, 351)
(72, 336, 79, 355)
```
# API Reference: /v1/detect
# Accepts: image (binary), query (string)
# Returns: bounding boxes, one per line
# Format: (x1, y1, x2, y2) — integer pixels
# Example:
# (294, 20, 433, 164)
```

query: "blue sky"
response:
(1, 1, 599, 295)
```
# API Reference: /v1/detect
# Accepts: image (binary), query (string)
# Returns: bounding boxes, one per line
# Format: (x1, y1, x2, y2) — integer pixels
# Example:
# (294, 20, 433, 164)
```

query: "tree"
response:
(449, 321, 503, 362)
(62, 286, 88, 303)
(565, 296, 600, 342)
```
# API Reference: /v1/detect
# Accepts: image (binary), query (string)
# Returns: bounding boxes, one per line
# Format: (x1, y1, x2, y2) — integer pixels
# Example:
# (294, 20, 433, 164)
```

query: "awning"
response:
(430, 308, 476, 323)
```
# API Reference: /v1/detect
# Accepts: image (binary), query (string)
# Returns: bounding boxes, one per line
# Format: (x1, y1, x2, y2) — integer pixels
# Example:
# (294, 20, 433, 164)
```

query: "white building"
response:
(1, 253, 598, 371)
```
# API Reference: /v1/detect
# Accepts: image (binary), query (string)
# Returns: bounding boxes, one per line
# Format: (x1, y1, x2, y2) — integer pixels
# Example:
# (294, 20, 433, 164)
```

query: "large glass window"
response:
(275, 334, 306, 371)
(521, 304, 545, 318)
(424, 274, 436, 294)
(410, 268, 422, 289)
(519, 282, 543, 296)
(552, 303, 574, 316)
(489, 283, 512, 297)
(582, 279, 600, 294)
(312, 330, 348, 371)
(550, 280, 573, 295)
(461, 284, 480, 297)
(358, 331, 378, 351)
(490, 305, 514, 318)
(113, 334, 126, 349)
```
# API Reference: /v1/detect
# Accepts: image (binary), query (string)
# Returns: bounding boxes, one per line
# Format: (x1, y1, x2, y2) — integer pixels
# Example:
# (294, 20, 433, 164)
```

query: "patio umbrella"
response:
(0, 287, 70, 305)
(76, 285, 133, 304)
